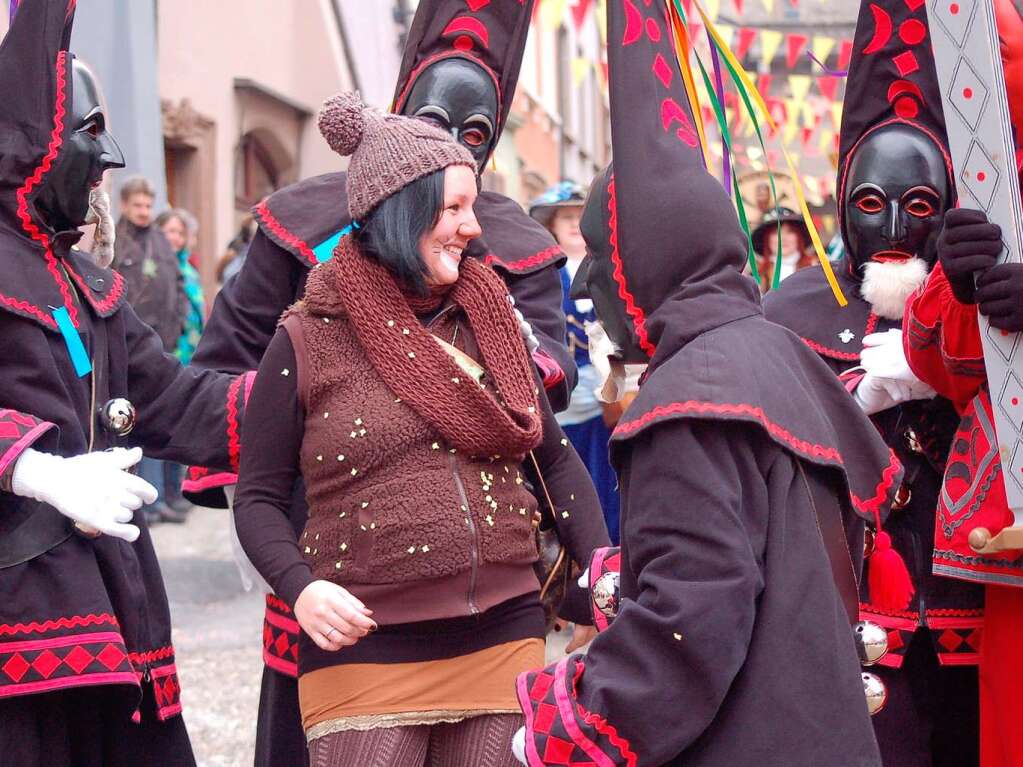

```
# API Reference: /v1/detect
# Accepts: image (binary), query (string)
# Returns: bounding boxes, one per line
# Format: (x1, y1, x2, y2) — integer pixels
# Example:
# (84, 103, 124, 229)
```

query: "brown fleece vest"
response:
(286, 301, 539, 588)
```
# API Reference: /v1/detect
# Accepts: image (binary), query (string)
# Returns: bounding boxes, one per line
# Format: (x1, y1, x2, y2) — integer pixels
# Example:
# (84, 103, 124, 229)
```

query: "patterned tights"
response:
(307, 713, 523, 767)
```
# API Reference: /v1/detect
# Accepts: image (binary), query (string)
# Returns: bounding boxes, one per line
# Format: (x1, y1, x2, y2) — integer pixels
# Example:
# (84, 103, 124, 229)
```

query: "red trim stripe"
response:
(0, 671, 139, 698)
(607, 175, 656, 357)
(0, 613, 118, 637)
(128, 646, 175, 665)
(850, 448, 901, 518)
(254, 200, 317, 266)
(226, 375, 244, 473)
(801, 336, 861, 362)
(64, 260, 125, 315)
(14, 51, 77, 327)
(483, 246, 563, 272)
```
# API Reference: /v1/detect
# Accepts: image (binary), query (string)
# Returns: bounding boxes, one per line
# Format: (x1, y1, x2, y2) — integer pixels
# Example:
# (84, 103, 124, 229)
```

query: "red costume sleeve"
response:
(903, 262, 989, 408)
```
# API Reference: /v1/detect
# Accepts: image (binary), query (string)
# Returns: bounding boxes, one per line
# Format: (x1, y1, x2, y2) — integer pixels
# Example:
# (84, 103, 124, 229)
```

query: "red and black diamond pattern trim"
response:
(262, 594, 298, 678)
(928, 615, 983, 666)
(0, 627, 137, 698)
(516, 655, 637, 767)
(0, 409, 56, 492)
(148, 661, 183, 720)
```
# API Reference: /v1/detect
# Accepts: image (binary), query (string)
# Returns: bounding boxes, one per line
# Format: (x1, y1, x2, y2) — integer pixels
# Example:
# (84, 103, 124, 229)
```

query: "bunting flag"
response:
(759, 29, 784, 71)
(732, 0, 743, 13)
(570, 0, 592, 30)
(735, 27, 758, 61)
(837, 38, 853, 71)
(571, 56, 591, 87)
(540, 0, 568, 29)
(787, 74, 812, 106)
(811, 36, 836, 66)
(830, 101, 842, 130)
(757, 73, 772, 98)
(762, 0, 774, 11)
(595, 0, 607, 43)
(818, 128, 834, 156)
(817, 75, 839, 102)
(785, 33, 808, 69)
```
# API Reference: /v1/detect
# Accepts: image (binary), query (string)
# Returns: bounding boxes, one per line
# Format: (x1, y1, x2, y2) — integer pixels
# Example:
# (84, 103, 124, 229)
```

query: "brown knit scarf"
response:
(304, 237, 543, 458)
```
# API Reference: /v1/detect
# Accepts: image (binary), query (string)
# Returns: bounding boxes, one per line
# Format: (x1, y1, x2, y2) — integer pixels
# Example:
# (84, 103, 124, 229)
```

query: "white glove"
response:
(512, 726, 528, 765)
(11, 447, 157, 542)
(852, 330, 936, 415)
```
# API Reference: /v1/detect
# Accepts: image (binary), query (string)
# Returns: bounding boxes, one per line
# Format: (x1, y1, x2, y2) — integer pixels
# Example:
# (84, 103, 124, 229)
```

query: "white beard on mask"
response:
(84, 187, 116, 268)
(860, 257, 930, 321)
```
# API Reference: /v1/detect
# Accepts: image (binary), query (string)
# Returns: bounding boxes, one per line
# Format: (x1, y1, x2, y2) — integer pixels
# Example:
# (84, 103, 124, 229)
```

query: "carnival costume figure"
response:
(513, 1, 903, 764)
(763, 2, 984, 763)
(0, 2, 252, 764)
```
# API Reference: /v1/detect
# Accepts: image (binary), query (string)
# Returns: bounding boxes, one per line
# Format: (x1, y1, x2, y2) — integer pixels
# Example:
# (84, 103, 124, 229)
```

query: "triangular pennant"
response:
(595, 0, 607, 44)
(733, 0, 744, 13)
(570, 0, 592, 30)
(785, 33, 808, 69)
(757, 73, 773, 98)
(572, 57, 591, 87)
(716, 23, 734, 51)
(540, 0, 568, 29)
(817, 76, 839, 102)
(830, 101, 843, 130)
(762, 0, 774, 12)
(783, 113, 801, 145)
(801, 126, 814, 147)
(838, 39, 853, 71)
(787, 74, 812, 105)
(735, 27, 758, 62)
(818, 128, 834, 156)
(811, 36, 836, 65)
(800, 100, 816, 128)
(704, 0, 720, 21)
(760, 29, 784, 69)
(822, 214, 835, 234)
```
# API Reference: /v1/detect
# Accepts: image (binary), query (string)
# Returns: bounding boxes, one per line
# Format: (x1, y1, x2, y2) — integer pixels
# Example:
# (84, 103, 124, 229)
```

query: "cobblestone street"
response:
(151, 507, 571, 767)
(151, 507, 264, 767)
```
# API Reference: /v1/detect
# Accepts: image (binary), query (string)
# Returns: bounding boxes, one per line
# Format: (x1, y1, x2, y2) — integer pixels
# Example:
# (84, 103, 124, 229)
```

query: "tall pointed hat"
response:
(582, 0, 753, 359)
(836, 0, 955, 248)
(0, 0, 78, 239)
(391, 0, 537, 156)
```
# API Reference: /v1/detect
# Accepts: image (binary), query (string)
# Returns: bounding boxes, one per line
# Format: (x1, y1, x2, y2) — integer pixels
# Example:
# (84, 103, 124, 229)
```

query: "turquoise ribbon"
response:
(313, 221, 360, 263)
(52, 306, 91, 377)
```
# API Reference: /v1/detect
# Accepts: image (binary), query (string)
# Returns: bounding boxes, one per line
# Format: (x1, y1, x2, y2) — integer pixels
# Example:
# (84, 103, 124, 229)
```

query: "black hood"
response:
(0, 0, 77, 241)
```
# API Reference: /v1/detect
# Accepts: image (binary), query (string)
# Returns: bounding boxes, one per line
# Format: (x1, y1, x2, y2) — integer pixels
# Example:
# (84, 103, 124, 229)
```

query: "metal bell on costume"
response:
(862, 672, 888, 716)
(592, 570, 620, 619)
(853, 621, 889, 666)
(101, 398, 136, 436)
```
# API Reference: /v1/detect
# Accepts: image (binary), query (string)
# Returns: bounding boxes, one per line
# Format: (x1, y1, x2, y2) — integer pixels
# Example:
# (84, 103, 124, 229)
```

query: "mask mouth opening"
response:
(869, 249, 915, 264)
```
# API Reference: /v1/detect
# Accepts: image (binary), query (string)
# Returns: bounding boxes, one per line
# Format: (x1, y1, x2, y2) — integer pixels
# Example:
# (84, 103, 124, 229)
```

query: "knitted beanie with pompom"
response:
(318, 91, 476, 221)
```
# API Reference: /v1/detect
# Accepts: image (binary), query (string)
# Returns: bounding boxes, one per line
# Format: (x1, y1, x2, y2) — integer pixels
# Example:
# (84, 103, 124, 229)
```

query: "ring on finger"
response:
(325, 626, 338, 639)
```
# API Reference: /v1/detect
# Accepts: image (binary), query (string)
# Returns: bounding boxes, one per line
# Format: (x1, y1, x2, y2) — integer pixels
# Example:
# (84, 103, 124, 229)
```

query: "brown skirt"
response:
(299, 638, 544, 740)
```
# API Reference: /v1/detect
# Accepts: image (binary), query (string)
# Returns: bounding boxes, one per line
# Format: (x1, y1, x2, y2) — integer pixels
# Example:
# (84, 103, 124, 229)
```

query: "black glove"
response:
(937, 208, 1002, 304)
(975, 262, 1023, 332)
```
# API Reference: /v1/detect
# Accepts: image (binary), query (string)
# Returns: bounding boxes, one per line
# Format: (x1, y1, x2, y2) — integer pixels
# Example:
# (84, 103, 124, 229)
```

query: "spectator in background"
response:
(216, 214, 257, 284)
(113, 176, 189, 524)
(530, 181, 620, 544)
(750, 206, 815, 294)
(157, 207, 205, 521)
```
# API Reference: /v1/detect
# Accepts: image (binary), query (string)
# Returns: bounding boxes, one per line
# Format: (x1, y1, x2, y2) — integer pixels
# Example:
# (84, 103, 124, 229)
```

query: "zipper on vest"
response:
(449, 453, 480, 615)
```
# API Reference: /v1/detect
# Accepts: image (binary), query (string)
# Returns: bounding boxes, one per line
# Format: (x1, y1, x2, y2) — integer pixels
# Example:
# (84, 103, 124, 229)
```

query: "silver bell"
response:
(854, 621, 889, 666)
(592, 571, 620, 619)
(862, 672, 888, 716)
(101, 398, 136, 436)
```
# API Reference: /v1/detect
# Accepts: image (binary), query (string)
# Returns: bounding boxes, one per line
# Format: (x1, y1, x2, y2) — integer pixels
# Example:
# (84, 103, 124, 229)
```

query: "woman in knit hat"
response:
(233, 93, 609, 766)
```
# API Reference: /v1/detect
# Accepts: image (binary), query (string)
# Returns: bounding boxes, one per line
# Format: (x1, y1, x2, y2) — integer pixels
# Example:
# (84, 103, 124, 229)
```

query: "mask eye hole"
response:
(905, 199, 936, 218)
(854, 195, 884, 214)
(460, 128, 488, 148)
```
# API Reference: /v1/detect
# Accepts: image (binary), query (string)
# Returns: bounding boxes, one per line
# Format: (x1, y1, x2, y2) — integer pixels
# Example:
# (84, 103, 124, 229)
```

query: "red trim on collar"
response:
(14, 51, 78, 327)
(0, 293, 57, 328)
(607, 175, 656, 358)
(254, 199, 317, 266)
(483, 245, 562, 272)
(850, 448, 901, 518)
(615, 400, 844, 463)
(64, 260, 125, 315)
(802, 336, 861, 362)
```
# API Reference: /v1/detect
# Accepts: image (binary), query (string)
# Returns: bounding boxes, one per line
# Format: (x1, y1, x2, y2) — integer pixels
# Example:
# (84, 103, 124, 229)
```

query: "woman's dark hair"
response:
(355, 169, 446, 295)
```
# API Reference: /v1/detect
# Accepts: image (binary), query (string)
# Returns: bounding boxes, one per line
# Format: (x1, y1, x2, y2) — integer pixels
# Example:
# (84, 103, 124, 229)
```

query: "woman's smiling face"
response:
(418, 164, 482, 287)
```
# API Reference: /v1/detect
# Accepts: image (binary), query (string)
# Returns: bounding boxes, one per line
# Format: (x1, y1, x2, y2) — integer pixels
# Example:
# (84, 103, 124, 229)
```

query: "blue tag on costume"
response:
(313, 221, 360, 264)
(52, 306, 92, 377)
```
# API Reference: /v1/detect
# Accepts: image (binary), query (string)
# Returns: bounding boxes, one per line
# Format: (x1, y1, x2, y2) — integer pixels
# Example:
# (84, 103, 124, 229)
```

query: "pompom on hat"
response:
(318, 91, 475, 222)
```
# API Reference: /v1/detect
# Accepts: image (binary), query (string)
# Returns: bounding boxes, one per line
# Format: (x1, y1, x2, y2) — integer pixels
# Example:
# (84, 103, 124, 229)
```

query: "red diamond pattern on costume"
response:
(96, 642, 127, 671)
(530, 671, 554, 701)
(273, 631, 291, 659)
(966, 628, 983, 651)
(2, 653, 30, 683)
(63, 644, 94, 674)
(534, 702, 558, 734)
(886, 628, 905, 652)
(262, 624, 273, 647)
(155, 674, 180, 707)
(543, 735, 576, 764)
(31, 649, 62, 679)
(939, 629, 965, 652)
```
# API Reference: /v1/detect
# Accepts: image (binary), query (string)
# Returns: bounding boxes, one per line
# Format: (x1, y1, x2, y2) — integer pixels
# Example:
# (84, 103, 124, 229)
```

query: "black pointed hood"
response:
(592, 0, 759, 362)
(0, 0, 77, 239)
(391, 0, 535, 157)
(836, 0, 955, 255)
(593, 0, 903, 528)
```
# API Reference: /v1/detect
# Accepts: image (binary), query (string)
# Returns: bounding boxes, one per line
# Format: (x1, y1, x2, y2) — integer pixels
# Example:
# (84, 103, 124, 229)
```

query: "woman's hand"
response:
(294, 580, 377, 651)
